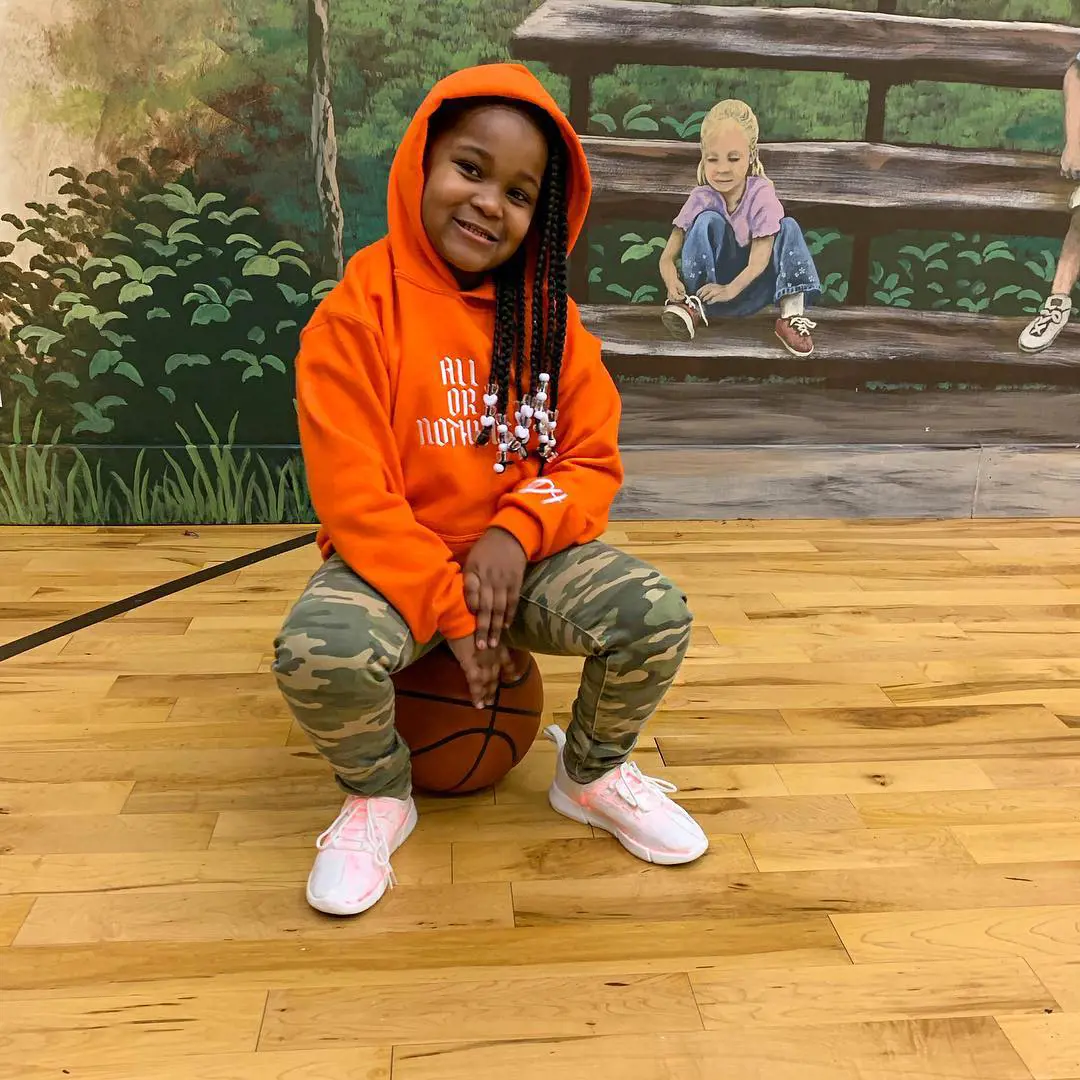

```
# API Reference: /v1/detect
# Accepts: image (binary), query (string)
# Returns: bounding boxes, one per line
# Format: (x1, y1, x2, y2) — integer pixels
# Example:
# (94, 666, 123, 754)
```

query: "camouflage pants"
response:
(271, 540, 693, 799)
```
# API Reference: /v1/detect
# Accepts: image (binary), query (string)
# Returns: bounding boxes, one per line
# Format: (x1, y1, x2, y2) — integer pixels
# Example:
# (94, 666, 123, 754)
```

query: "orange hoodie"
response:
(294, 62, 623, 646)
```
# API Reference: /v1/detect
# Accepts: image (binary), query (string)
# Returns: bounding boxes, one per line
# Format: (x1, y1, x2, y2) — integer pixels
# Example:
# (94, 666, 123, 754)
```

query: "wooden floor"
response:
(3, 520, 1080, 1080)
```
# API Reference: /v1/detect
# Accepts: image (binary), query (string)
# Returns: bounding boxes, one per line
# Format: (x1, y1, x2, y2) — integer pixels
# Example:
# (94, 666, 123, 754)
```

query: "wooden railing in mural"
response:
(512, 0, 1080, 386)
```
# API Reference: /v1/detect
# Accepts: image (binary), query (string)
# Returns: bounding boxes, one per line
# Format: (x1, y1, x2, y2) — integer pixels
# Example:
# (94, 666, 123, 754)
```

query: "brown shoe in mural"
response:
(661, 295, 707, 341)
(775, 314, 817, 356)
(1019, 295, 1071, 353)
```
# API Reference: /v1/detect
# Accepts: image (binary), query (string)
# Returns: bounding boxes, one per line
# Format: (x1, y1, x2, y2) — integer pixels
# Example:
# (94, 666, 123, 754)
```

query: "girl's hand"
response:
(463, 527, 527, 650)
(666, 278, 687, 302)
(446, 635, 503, 708)
(697, 282, 738, 304)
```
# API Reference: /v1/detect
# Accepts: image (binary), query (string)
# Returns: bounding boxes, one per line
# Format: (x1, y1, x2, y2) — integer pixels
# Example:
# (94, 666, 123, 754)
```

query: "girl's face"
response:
(701, 121, 751, 196)
(422, 104, 548, 285)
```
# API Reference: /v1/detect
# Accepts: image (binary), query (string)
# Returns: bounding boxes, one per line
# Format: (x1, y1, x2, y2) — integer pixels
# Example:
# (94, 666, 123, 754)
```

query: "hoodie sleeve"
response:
(489, 300, 623, 561)
(296, 313, 476, 643)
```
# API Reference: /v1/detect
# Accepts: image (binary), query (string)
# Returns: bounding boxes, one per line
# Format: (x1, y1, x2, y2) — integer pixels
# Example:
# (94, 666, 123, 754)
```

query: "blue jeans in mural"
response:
(680, 212, 821, 318)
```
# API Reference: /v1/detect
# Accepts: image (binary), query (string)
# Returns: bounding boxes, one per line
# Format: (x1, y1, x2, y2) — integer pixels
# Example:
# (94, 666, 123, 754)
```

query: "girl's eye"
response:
(508, 189, 531, 205)
(455, 160, 481, 178)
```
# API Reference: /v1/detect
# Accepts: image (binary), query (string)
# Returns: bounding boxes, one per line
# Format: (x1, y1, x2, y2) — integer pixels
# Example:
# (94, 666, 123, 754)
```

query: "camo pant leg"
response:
(504, 540, 693, 784)
(271, 553, 437, 800)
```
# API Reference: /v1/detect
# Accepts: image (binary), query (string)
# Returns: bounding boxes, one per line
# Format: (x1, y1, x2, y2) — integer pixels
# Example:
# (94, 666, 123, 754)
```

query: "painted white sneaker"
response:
(544, 724, 708, 865)
(306, 793, 416, 915)
(1019, 294, 1071, 353)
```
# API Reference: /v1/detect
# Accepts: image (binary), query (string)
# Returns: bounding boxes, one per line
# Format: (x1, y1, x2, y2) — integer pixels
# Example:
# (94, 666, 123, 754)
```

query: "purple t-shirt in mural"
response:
(672, 177, 784, 248)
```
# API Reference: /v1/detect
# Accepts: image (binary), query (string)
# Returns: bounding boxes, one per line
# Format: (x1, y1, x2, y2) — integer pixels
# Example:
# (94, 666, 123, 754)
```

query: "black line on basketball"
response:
(394, 687, 540, 717)
(408, 726, 517, 758)
(447, 682, 507, 792)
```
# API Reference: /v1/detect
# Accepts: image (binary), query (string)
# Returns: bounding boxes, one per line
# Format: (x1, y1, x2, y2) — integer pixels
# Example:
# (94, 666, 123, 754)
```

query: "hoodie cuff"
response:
(490, 506, 544, 563)
(436, 590, 477, 642)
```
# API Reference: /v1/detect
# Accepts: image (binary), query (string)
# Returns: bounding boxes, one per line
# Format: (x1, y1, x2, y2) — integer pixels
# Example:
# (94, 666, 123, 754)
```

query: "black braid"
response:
(425, 95, 570, 463)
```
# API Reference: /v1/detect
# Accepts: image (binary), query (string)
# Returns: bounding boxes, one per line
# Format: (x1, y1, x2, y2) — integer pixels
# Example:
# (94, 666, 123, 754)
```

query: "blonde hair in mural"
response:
(696, 99, 769, 186)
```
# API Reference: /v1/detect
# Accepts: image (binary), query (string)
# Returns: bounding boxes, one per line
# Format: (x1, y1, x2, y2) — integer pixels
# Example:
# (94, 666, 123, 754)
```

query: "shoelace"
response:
(609, 760, 679, 812)
(1029, 303, 1069, 339)
(685, 294, 707, 324)
(787, 315, 817, 336)
(315, 799, 398, 888)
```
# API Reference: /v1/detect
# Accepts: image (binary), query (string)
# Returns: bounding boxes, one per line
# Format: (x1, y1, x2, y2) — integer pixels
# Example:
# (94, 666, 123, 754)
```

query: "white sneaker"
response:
(544, 724, 708, 865)
(1019, 294, 1071, 353)
(306, 793, 416, 915)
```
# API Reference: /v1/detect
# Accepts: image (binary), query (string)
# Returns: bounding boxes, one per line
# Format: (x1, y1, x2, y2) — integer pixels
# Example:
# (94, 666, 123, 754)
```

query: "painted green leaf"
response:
(157, 385, 177, 404)
(90, 349, 122, 377)
(196, 192, 227, 214)
(225, 288, 254, 307)
(170, 232, 203, 246)
(193, 283, 223, 305)
(243, 255, 280, 278)
(55, 268, 80, 282)
(261, 354, 286, 374)
(269, 240, 305, 256)
(101, 331, 135, 347)
(89, 311, 128, 330)
(166, 217, 198, 241)
(135, 223, 163, 238)
(147, 307, 171, 320)
(210, 206, 259, 225)
(222, 349, 257, 364)
(275, 319, 298, 333)
(83, 257, 113, 272)
(46, 371, 79, 388)
(101, 232, 131, 245)
(142, 266, 177, 284)
(234, 247, 259, 262)
(11, 373, 38, 396)
(118, 281, 153, 304)
(191, 303, 230, 325)
(241, 365, 263, 382)
(277, 255, 311, 275)
(311, 279, 337, 300)
(63, 303, 99, 326)
(183, 291, 206, 306)
(54, 291, 88, 306)
(165, 353, 211, 374)
(227, 232, 261, 248)
(143, 240, 179, 258)
(113, 255, 144, 281)
(248, 326, 266, 345)
(114, 362, 144, 386)
(92, 271, 123, 289)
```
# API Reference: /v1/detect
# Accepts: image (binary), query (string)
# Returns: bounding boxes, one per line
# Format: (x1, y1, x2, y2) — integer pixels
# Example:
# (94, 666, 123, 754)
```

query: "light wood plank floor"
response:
(3, 520, 1080, 1079)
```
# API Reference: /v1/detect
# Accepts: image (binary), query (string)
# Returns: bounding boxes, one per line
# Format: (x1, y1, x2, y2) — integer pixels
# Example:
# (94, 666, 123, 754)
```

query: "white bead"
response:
(496, 423, 508, 434)
(535, 391, 547, 403)
(480, 415, 494, 427)
(547, 440, 556, 451)
(483, 393, 497, 407)
(520, 404, 534, 419)
(515, 425, 529, 440)
(498, 442, 508, 452)
(548, 419, 557, 431)
(539, 372, 550, 383)
(538, 433, 548, 444)
(493, 462, 505, 474)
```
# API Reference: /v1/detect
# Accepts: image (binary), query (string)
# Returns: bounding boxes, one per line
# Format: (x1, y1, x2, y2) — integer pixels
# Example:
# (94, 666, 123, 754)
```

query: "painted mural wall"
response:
(1, 0, 1078, 524)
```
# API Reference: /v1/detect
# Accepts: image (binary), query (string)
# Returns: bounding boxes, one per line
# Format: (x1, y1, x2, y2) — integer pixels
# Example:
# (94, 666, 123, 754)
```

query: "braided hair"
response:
(426, 96, 569, 473)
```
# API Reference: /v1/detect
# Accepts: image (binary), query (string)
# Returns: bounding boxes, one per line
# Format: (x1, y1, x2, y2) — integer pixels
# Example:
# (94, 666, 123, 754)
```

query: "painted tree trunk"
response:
(309, 0, 344, 280)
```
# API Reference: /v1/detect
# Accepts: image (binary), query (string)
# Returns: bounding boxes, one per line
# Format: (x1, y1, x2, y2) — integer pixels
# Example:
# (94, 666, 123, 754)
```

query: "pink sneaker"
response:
(306, 793, 417, 915)
(543, 724, 708, 865)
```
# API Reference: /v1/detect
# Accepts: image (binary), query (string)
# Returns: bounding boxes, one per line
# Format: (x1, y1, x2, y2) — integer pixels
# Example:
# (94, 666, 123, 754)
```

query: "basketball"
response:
(391, 643, 545, 794)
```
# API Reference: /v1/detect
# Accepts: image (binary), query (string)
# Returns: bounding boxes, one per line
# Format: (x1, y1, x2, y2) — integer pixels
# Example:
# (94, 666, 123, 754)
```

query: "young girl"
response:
(659, 98, 822, 356)
(272, 62, 708, 918)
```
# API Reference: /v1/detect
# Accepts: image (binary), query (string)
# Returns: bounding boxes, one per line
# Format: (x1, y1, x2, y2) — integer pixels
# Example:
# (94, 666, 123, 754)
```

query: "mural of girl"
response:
(658, 99, 822, 356)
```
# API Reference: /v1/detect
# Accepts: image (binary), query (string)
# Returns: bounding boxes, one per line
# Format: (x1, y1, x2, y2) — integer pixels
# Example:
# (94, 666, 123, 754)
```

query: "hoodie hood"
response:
(386, 62, 592, 296)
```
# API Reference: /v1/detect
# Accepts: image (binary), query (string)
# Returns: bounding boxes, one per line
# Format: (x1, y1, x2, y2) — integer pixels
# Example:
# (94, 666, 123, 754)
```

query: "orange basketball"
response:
(391, 643, 545, 794)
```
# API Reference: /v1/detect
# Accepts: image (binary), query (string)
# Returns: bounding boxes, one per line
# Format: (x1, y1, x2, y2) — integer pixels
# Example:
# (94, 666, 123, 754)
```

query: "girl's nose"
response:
(471, 186, 502, 218)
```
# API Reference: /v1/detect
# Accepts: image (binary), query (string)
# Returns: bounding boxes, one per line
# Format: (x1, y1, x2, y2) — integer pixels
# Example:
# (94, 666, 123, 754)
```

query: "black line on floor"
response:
(0, 529, 317, 663)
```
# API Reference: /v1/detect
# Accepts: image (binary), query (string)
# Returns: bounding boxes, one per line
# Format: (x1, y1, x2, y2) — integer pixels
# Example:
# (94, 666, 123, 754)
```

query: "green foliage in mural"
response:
(0, 153, 332, 447)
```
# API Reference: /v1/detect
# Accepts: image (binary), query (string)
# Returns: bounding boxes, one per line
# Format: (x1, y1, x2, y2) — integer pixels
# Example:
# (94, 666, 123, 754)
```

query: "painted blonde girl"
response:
(658, 98, 822, 356)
